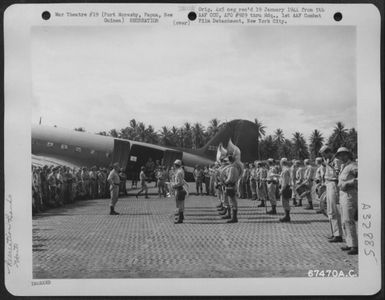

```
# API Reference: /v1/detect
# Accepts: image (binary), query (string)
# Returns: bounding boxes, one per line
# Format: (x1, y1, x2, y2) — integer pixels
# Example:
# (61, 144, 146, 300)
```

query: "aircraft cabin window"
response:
(106, 152, 110, 158)
(61, 144, 68, 150)
(46, 142, 54, 147)
(75, 147, 82, 152)
(90, 150, 95, 154)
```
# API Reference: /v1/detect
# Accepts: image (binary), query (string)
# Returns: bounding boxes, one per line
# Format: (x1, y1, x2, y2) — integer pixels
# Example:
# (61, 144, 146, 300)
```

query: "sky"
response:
(31, 25, 356, 140)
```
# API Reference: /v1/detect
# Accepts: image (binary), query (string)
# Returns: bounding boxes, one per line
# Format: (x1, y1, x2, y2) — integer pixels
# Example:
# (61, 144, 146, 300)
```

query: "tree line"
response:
(74, 118, 357, 161)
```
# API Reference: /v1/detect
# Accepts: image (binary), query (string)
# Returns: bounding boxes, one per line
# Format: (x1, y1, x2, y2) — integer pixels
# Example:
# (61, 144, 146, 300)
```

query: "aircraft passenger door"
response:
(111, 140, 130, 170)
(163, 150, 183, 168)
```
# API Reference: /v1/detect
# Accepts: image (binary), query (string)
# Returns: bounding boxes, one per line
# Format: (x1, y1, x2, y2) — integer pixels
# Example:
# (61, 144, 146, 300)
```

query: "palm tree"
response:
(309, 129, 324, 159)
(345, 128, 357, 158)
(259, 135, 278, 159)
(254, 118, 266, 159)
(274, 128, 284, 144)
(328, 121, 348, 152)
(292, 132, 309, 160)
(97, 131, 107, 136)
(109, 129, 119, 138)
(182, 122, 193, 148)
(137, 122, 147, 142)
(74, 127, 85, 132)
(207, 118, 221, 138)
(192, 122, 205, 149)
(170, 126, 180, 147)
(159, 126, 172, 146)
(145, 125, 159, 144)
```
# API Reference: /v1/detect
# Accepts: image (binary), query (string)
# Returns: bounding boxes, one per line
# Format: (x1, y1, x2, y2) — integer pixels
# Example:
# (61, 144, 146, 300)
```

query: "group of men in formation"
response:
(203, 142, 358, 255)
(31, 164, 130, 213)
(32, 140, 358, 255)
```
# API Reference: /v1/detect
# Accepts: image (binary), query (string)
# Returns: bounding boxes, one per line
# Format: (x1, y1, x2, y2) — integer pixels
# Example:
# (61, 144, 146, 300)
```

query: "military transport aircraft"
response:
(31, 119, 259, 180)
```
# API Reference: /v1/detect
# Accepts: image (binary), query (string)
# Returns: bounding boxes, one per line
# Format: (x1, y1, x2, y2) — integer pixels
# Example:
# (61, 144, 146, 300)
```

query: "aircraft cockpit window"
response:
(75, 147, 82, 152)
(90, 150, 95, 154)
(46, 142, 54, 147)
(61, 144, 68, 150)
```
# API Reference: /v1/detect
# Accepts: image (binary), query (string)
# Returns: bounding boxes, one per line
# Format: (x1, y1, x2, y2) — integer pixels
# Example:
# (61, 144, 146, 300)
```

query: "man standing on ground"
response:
(279, 158, 292, 222)
(172, 159, 186, 224)
(320, 145, 343, 243)
(136, 166, 149, 199)
(266, 158, 279, 215)
(107, 163, 120, 215)
(336, 147, 358, 255)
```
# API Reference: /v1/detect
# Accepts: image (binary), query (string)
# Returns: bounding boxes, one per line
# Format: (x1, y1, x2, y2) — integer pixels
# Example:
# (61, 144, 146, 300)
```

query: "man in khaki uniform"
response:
(172, 159, 186, 224)
(320, 145, 343, 243)
(336, 147, 358, 255)
(294, 160, 305, 207)
(107, 163, 120, 215)
(314, 157, 326, 214)
(266, 158, 279, 215)
(279, 158, 292, 222)
(290, 159, 298, 206)
(303, 159, 314, 210)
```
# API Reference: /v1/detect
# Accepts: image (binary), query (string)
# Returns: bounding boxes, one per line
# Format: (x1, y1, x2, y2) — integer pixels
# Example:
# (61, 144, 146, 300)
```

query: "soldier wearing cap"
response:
(136, 166, 149, 199)
(314, 157, 327, 214)
(279, 158, 292, 222)
(250, 161, 258, 200)
(336, 147, 358, 255)
(257, 161, 268, 208)
(107, 162, 121, 215)
(172, 159, 186, 224)
(266, 158, 279, 214)
(222, 154, 243, 223)
(320, 145, 343, 243)
(290, 159, 298, 206)
(294, 160, 305, 207)
(302, 159, 314, 210)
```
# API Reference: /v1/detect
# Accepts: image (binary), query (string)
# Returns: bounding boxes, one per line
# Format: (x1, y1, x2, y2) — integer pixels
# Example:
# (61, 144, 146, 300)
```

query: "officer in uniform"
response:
(336, 147, 358, 255)
(320, 145, 343, 243)
(257, 161, 268, 208)
(294, 160, 305, 207)
(303, 159, 314, 210)
(172, 159, 186, 224)
(290, 159, 298, 206)
(222, 141, 243, 223)
(266, 158, 279, 215)
(250, 161, 258, 200)
(314, 157, 326, 214)
(279, 158, 292, 222)
(107, 162, 120, 215)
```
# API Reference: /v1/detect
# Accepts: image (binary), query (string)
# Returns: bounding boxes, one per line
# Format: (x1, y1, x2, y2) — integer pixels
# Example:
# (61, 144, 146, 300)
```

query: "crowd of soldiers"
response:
(211, 144, 358, 255)
(31, 165, 129, 214)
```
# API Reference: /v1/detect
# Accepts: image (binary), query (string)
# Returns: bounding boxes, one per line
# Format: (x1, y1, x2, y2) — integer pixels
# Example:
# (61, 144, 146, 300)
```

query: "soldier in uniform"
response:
(250, 161, 258, 200)
(279, 158, 292, 222)
(257, 161, 268, 208)
(302, 159, 315, 210)
(107, 162, 120, 215)
(336, 147, 358, 255)
(294, 160, 305, 207)
(119, 168, 127, 196)
(172, 159, 186, 224)
(314, 157, 327, 214)
(47, 167, 59, 207)
(81, 167, 90, 199)
(266, 158, 279, 215)
(89, 166, 98, 199)
(320, 145, 343, 243)
(290, 159, 298, 206)
(136, 166, 149, 199)
(222, 140, 243, 223)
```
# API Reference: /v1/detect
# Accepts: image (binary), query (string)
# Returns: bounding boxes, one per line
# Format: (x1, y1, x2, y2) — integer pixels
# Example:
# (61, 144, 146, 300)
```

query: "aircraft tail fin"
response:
(197, 119, 259, 163)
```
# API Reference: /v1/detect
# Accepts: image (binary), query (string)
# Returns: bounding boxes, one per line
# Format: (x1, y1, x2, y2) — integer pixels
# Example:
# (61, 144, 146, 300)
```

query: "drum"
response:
(295, 182, 310, 198)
